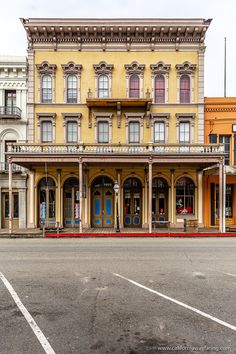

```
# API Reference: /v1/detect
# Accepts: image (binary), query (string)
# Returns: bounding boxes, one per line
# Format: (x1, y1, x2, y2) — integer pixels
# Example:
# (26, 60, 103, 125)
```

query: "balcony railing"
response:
(6, 143, 224, 155)
(0, 162, 25, 173)
(0, 106, 22, 118)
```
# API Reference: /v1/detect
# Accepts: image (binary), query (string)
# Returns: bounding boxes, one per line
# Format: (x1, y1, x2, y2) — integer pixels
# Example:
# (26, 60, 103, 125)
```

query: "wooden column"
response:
(57, 169, 62, 228)
(8, 159, 13, 234)
(148, 159, 152, 233)
(28, 170, 35, 228)
(79, 159, 83, 233)
(116, 169, 122, 228)
(197, 170, 203, 226)
(222, 163, 226, 233)
(170, 169, 175, 224)
(219, 161, 223, 232)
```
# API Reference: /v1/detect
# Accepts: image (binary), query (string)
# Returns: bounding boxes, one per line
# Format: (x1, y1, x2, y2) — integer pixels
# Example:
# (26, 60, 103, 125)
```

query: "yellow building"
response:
(7, 18, 225, 232)
(204, 97, 236, 229)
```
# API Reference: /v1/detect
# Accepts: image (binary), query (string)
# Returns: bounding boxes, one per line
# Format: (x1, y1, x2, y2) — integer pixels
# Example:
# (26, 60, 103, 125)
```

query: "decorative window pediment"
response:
(93, 61, 114, 75)
(175, 113, 196, 144)
(151, 113, 170, 143)
(36, 61, 57, 75)
(61, 61, 82, 75)
(125, 61, 145, 75)
(36, 113, 56, 143)
(175, 61, 196, 75)
(150, 61, 171, 75)
(62, 113, 82, 143)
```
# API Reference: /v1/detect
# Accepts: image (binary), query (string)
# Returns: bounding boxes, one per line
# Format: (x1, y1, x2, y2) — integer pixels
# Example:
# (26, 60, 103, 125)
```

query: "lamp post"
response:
(113, 180, 120, 233)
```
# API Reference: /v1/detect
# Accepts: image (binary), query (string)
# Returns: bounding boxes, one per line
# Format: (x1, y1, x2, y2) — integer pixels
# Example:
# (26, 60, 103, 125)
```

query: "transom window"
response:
(42, 75, 52, 103)
(129, 74, 140, 98)
(41, 121, 52, 143)
(180, 75, 190, 103)
(98, 121, 109, 143)
(154, 75, 165, 103)
(98, 75, 109, 98)
(129, 122, 140, 143)
(179, 122, 190, 143)
(67, 121, 77, 143)
(154, 122, 165, 143)
(176, 177, 195, 215)
(67, 75, 77, 103)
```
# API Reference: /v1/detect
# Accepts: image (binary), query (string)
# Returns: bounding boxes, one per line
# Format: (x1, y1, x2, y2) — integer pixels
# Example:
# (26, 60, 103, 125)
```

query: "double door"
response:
(124, 178, 142, 227)
(64, 187, 80, 227)
(92, 186, 114, 227)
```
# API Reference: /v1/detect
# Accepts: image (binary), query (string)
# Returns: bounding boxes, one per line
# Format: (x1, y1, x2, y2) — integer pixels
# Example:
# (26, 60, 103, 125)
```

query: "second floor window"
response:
(129, 74, 139, 98)
(67, 75, 77, 103)
(219, 135, 231, 165)
(180, 75, 190, 103)
(98, 75, 109, 98)
(41, 121, 52, 143)
(154, 122, 165, 143)
(67, 121, 77, 143)
(179, 122, 190, 144)
(98, 121, 109, 143)
(154, 75, 165, 103)
(42, 75, 52, 103)
(129, 122, 140, 143)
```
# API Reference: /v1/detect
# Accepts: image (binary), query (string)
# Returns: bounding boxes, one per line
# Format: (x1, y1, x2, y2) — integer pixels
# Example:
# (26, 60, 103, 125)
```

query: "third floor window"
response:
(129, 74, 140, 98)
(98, 75, 109, 98)
(42, 75, 52, 103)
(154, 75, 165, 104)
(180, 75, 190, 104)
(67, 75, 77, 103)
(179, 122, 190, 144)
(129, 121, 140, 143)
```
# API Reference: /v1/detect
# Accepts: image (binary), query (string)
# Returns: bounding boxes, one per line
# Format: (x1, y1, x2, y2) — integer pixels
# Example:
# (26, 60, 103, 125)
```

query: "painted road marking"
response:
(0, 272, 56, 354)
(113, 272, 236, 332)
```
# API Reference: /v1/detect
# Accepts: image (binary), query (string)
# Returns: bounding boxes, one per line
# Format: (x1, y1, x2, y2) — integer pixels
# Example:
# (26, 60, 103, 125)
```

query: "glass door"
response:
(124, 178, 142, 227)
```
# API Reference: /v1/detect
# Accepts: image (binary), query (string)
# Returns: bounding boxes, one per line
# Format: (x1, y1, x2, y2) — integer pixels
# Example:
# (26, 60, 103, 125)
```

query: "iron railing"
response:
(0, 106, 22, 118)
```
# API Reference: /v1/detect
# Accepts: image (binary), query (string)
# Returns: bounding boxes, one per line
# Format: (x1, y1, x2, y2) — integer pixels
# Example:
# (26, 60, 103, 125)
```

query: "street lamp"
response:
(113, 180, 120, 233)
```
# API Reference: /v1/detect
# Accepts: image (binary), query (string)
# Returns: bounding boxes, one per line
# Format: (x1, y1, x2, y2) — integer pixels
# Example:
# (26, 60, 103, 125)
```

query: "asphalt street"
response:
(0, 238, 235, 354)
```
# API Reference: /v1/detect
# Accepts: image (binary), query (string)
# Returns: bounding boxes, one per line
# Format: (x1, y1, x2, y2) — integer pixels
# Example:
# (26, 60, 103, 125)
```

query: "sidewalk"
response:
(0, 227, 235, 238)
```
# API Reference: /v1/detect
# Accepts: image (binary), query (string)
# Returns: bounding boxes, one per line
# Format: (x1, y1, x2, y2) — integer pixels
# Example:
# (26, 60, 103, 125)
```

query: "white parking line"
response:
(220, 271, 236, 278)
(0, 272, 56, 354)
(113, 272, 236, 332)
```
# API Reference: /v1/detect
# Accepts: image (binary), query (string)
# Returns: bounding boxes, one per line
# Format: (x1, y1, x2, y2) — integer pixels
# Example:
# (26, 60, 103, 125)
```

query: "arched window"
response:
(180, 75, 190, 103)
(129, 74, 140, 98)
(98, 75, 109, 98)
(176, 177, 195, 215)
(155, 75, 165, 103)
(67, 75, 77, 103)
(42, 75, 52, 103)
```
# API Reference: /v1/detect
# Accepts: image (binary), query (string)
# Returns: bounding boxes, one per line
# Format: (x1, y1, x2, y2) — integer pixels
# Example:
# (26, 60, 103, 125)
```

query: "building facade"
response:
(204, 97, 236, 228)
(0, 56, 27, 229)
(7, 18, 225, 232)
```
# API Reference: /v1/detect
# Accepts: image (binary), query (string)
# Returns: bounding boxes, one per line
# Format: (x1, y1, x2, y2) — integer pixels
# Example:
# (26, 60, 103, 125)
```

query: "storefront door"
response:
(152, 178, 169, 221)
(63, 177, 80, 227)
(91, 176, 114, 227)
(124, 178, 142, 227)
(38, 177, 56, 228)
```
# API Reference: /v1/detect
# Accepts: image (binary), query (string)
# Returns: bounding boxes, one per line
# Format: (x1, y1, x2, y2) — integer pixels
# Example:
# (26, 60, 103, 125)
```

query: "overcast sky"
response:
(1, 0, 235, 97)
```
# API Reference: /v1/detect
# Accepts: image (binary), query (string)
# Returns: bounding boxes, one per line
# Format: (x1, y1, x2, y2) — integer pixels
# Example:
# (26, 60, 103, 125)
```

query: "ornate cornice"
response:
(61, 61, 82, 75)
(36, 61, 57, 75)
(205, 107, 236, 112)
(93, 61, 113, 75)
(21, 18, 211, 51)
(125, 61, 145, 75)
(150, 61, 171, 75)
(175, 61, 196, 74)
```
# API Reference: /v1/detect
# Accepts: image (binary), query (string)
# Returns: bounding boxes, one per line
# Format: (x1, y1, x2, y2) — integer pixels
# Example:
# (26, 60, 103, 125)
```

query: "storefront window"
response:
(216, 184, 233, 218)
(176, 177, 194, 214)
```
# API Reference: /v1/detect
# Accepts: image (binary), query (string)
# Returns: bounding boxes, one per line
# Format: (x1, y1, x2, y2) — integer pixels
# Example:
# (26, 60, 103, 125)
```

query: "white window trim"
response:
(125, 61, 145, 99)
(36, 61, 57, 104)
(176, 61, 196, 104)
(176, 113, 196, 144)
(95, 74, 112, 98)
(150, 62, 170, 104)
(37, 113, 56, 143)
(93, 113, 113, 143)
(62, 113, 82, 143)
(151, 113, 170, 144)
(125, 113, 144, 144)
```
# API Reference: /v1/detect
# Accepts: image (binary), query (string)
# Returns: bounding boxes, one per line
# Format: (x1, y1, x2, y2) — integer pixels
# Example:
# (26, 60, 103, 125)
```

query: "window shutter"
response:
(209, 134, 217, 144)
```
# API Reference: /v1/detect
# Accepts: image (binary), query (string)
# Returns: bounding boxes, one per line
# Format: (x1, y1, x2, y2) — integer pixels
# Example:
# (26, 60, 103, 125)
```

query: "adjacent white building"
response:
(0, 56, 27, 229)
